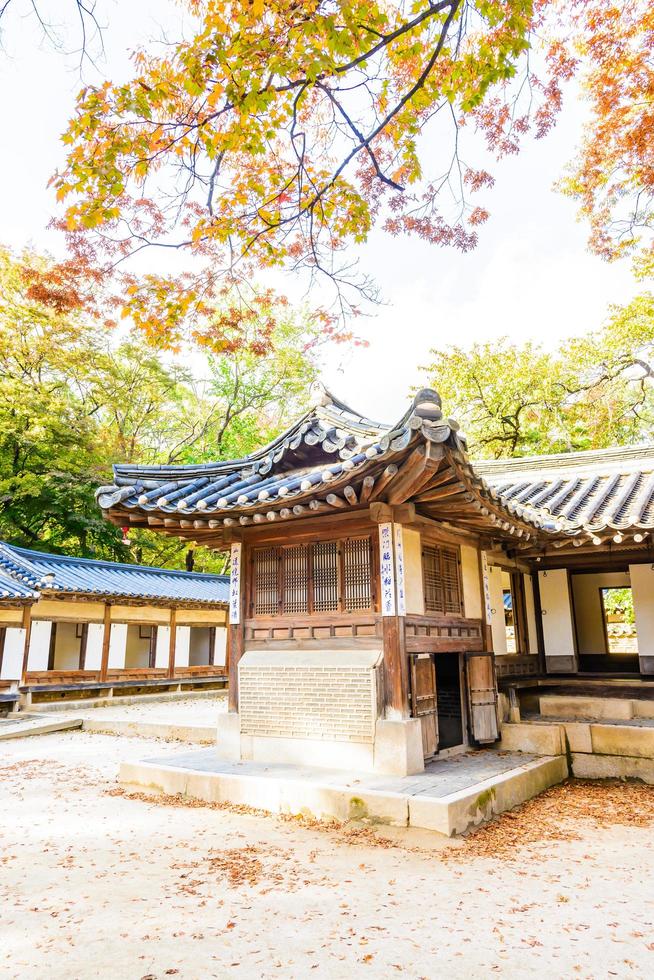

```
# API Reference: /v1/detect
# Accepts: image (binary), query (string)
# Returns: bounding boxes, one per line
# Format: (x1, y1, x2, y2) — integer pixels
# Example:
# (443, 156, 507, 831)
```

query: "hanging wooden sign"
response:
(394, 524, 406, 616)
(379, 522, 396, 616)
(229, 542, 242, 625)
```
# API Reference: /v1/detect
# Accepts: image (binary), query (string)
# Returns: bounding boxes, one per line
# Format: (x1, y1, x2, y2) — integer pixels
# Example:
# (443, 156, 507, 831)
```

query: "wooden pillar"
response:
(99, 604, 111, 682)
(78, 622, 89, 670)
(168, 608, 177, 679)
(382, 615, 409, 717)
(19, 604, 32, 686)
(227, 624, 243, 712)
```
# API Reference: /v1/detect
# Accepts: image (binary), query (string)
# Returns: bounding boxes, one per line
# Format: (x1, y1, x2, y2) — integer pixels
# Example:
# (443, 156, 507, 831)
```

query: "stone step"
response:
(539, 694, 654, 722)
(500, 719, 654, 783)
(0, 715, 83, 741)
(119, 750, 567, 837)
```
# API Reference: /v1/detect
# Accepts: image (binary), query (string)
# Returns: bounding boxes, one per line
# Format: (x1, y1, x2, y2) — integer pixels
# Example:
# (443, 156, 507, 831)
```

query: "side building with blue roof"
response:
(0, 541, 229, 700)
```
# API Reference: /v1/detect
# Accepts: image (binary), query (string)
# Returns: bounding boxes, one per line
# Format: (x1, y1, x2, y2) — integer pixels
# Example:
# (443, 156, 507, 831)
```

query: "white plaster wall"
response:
(214, 627, 227, 667)
(155, 626, 170, 668)
(187, 626, 209, 666)
(175, 626, 191, 667)
(124, 624, 152, 667)
(538, 569, 576, 660)
(84, 623, 104, 671)
(572, 571, 630, 655)
(524, 574, 539, 654)
(53, 622, 81, 670)
(27, 620, 51, 671)
(107, 623, 127, 669)
(0, 627, 25, 679)
(460, 544, 483, 621)
(487, 564, 507, 655)
(402, 528, 424, 615)
(630, 564, 654, 661)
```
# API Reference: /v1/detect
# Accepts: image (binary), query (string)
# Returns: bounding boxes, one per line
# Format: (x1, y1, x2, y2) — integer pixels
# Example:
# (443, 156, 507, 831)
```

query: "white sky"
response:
(0, 1, 641, 422)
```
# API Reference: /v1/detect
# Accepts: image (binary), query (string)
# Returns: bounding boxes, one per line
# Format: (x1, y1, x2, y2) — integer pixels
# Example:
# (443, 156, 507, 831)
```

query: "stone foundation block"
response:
(632, 700, 654, 720)
(590, 723, 654, 759)
(215, 710, 241, 761)
(540, 695, 634, 721)
(499, 721, 564, 756)
(571, 753, 654, 784)
(373, 719, 424, 776)
(563, 722, 593, 754)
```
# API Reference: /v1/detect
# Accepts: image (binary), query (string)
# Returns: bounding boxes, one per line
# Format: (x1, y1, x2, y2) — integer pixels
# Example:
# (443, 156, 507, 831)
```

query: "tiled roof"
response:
(98, 384, 560, 541)
(0, 565, 40, 601)
(0, 542, 229, 605)
(96, 380, 654, 548)
(99, 383, 393, 514)
(477, 445, 654, 538)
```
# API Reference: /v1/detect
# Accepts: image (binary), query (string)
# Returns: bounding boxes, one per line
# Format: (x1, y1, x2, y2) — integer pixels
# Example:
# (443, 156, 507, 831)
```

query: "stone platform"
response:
(119, 747, 567, 836)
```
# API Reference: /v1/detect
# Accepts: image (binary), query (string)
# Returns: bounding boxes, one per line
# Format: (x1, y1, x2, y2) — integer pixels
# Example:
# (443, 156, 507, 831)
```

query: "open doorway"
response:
(434, 653, 464, 751)
(572, 572, 640, 673)
(600, 588, 638, 656)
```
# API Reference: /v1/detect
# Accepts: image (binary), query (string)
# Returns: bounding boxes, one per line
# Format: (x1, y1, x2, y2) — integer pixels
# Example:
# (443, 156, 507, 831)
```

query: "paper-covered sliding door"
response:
(538, 569, 577, 673)
(465, 652, 499, 744)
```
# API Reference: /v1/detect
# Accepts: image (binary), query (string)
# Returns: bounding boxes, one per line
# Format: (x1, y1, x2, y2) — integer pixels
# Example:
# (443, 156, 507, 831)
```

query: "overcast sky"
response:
(0, 1, 641, 421)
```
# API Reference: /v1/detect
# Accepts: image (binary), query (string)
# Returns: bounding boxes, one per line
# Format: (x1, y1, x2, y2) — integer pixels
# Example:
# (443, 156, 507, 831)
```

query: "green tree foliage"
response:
(0, 248, 320, 568)
(423, 293, 654, 458)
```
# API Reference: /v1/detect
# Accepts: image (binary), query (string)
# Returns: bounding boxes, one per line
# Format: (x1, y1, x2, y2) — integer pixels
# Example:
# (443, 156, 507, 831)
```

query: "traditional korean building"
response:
(96, 384, 654, 775)
(0, 543, 229, 703)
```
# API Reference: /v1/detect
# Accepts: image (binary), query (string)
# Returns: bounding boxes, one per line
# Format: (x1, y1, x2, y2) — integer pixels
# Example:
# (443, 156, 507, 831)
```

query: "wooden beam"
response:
(326, 494, 348, 510)
(370, 464, 398, 500)
(385, 444, 445, 505)
(99, 604, 111, 682)
(360, 476, 375, 504)
(370, 502, 393, 524)
(19, 605, 33, 687)
(168, 608, 177, 679)
(343, 485, 358, 506)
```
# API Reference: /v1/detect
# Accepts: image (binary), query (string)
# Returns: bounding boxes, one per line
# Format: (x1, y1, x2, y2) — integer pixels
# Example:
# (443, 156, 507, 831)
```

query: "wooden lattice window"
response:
(253, 547, 280, 615)
(252, 536, 373, 617)
(312, 540, 339, 613)
(284, 544, 309, 614)
(343, 537, 373, 611)
(422, 544, 463, 616)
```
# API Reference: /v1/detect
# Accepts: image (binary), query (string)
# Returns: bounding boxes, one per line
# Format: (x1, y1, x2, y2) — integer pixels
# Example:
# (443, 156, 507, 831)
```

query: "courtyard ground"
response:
(68, 693, 229, 726)
(1, 730, 654, 979)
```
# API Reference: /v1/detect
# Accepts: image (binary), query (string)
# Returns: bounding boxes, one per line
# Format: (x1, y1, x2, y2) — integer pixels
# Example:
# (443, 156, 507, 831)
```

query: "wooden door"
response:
(465, 652, 499, 744)
(410, 654, 439, 759)
(538, 569, 578, 673)
(487, 564, 507, 655)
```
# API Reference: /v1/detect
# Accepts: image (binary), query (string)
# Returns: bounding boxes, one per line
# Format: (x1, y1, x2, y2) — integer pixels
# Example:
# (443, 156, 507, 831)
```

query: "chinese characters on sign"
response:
(481, 550, 493, 622)
(394, 525, 406, 616)
(378, 522, 396, 616)
(229, 542, 242, 625)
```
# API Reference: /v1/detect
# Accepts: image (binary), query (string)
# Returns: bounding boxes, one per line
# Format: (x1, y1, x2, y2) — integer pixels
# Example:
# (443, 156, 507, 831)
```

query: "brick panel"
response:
(239, 663, 377, 743)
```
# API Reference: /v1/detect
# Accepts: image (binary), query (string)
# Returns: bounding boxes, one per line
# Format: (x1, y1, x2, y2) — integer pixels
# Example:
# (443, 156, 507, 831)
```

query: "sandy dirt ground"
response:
(59, 695, 228, 726)
(2, 731, 654, 980)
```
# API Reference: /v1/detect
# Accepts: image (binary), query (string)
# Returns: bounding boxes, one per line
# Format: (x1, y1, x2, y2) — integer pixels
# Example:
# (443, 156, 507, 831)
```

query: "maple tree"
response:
(423, 292, 654, 457)
(560, 2, 654, 276)
(48, 0, 653, 346)
(0, 247, 320, 567)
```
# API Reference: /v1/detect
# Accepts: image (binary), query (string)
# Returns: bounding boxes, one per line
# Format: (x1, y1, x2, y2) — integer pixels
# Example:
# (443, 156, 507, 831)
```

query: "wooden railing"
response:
(495, 654, 540, 678)
(244, 613, 382, 646)
(404, 614, 484, 653)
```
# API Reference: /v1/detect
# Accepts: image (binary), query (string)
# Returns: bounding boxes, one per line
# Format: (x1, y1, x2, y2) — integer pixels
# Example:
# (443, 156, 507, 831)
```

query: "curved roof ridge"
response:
(3, 542, 228, 582)
(474, 443, 654, 481)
